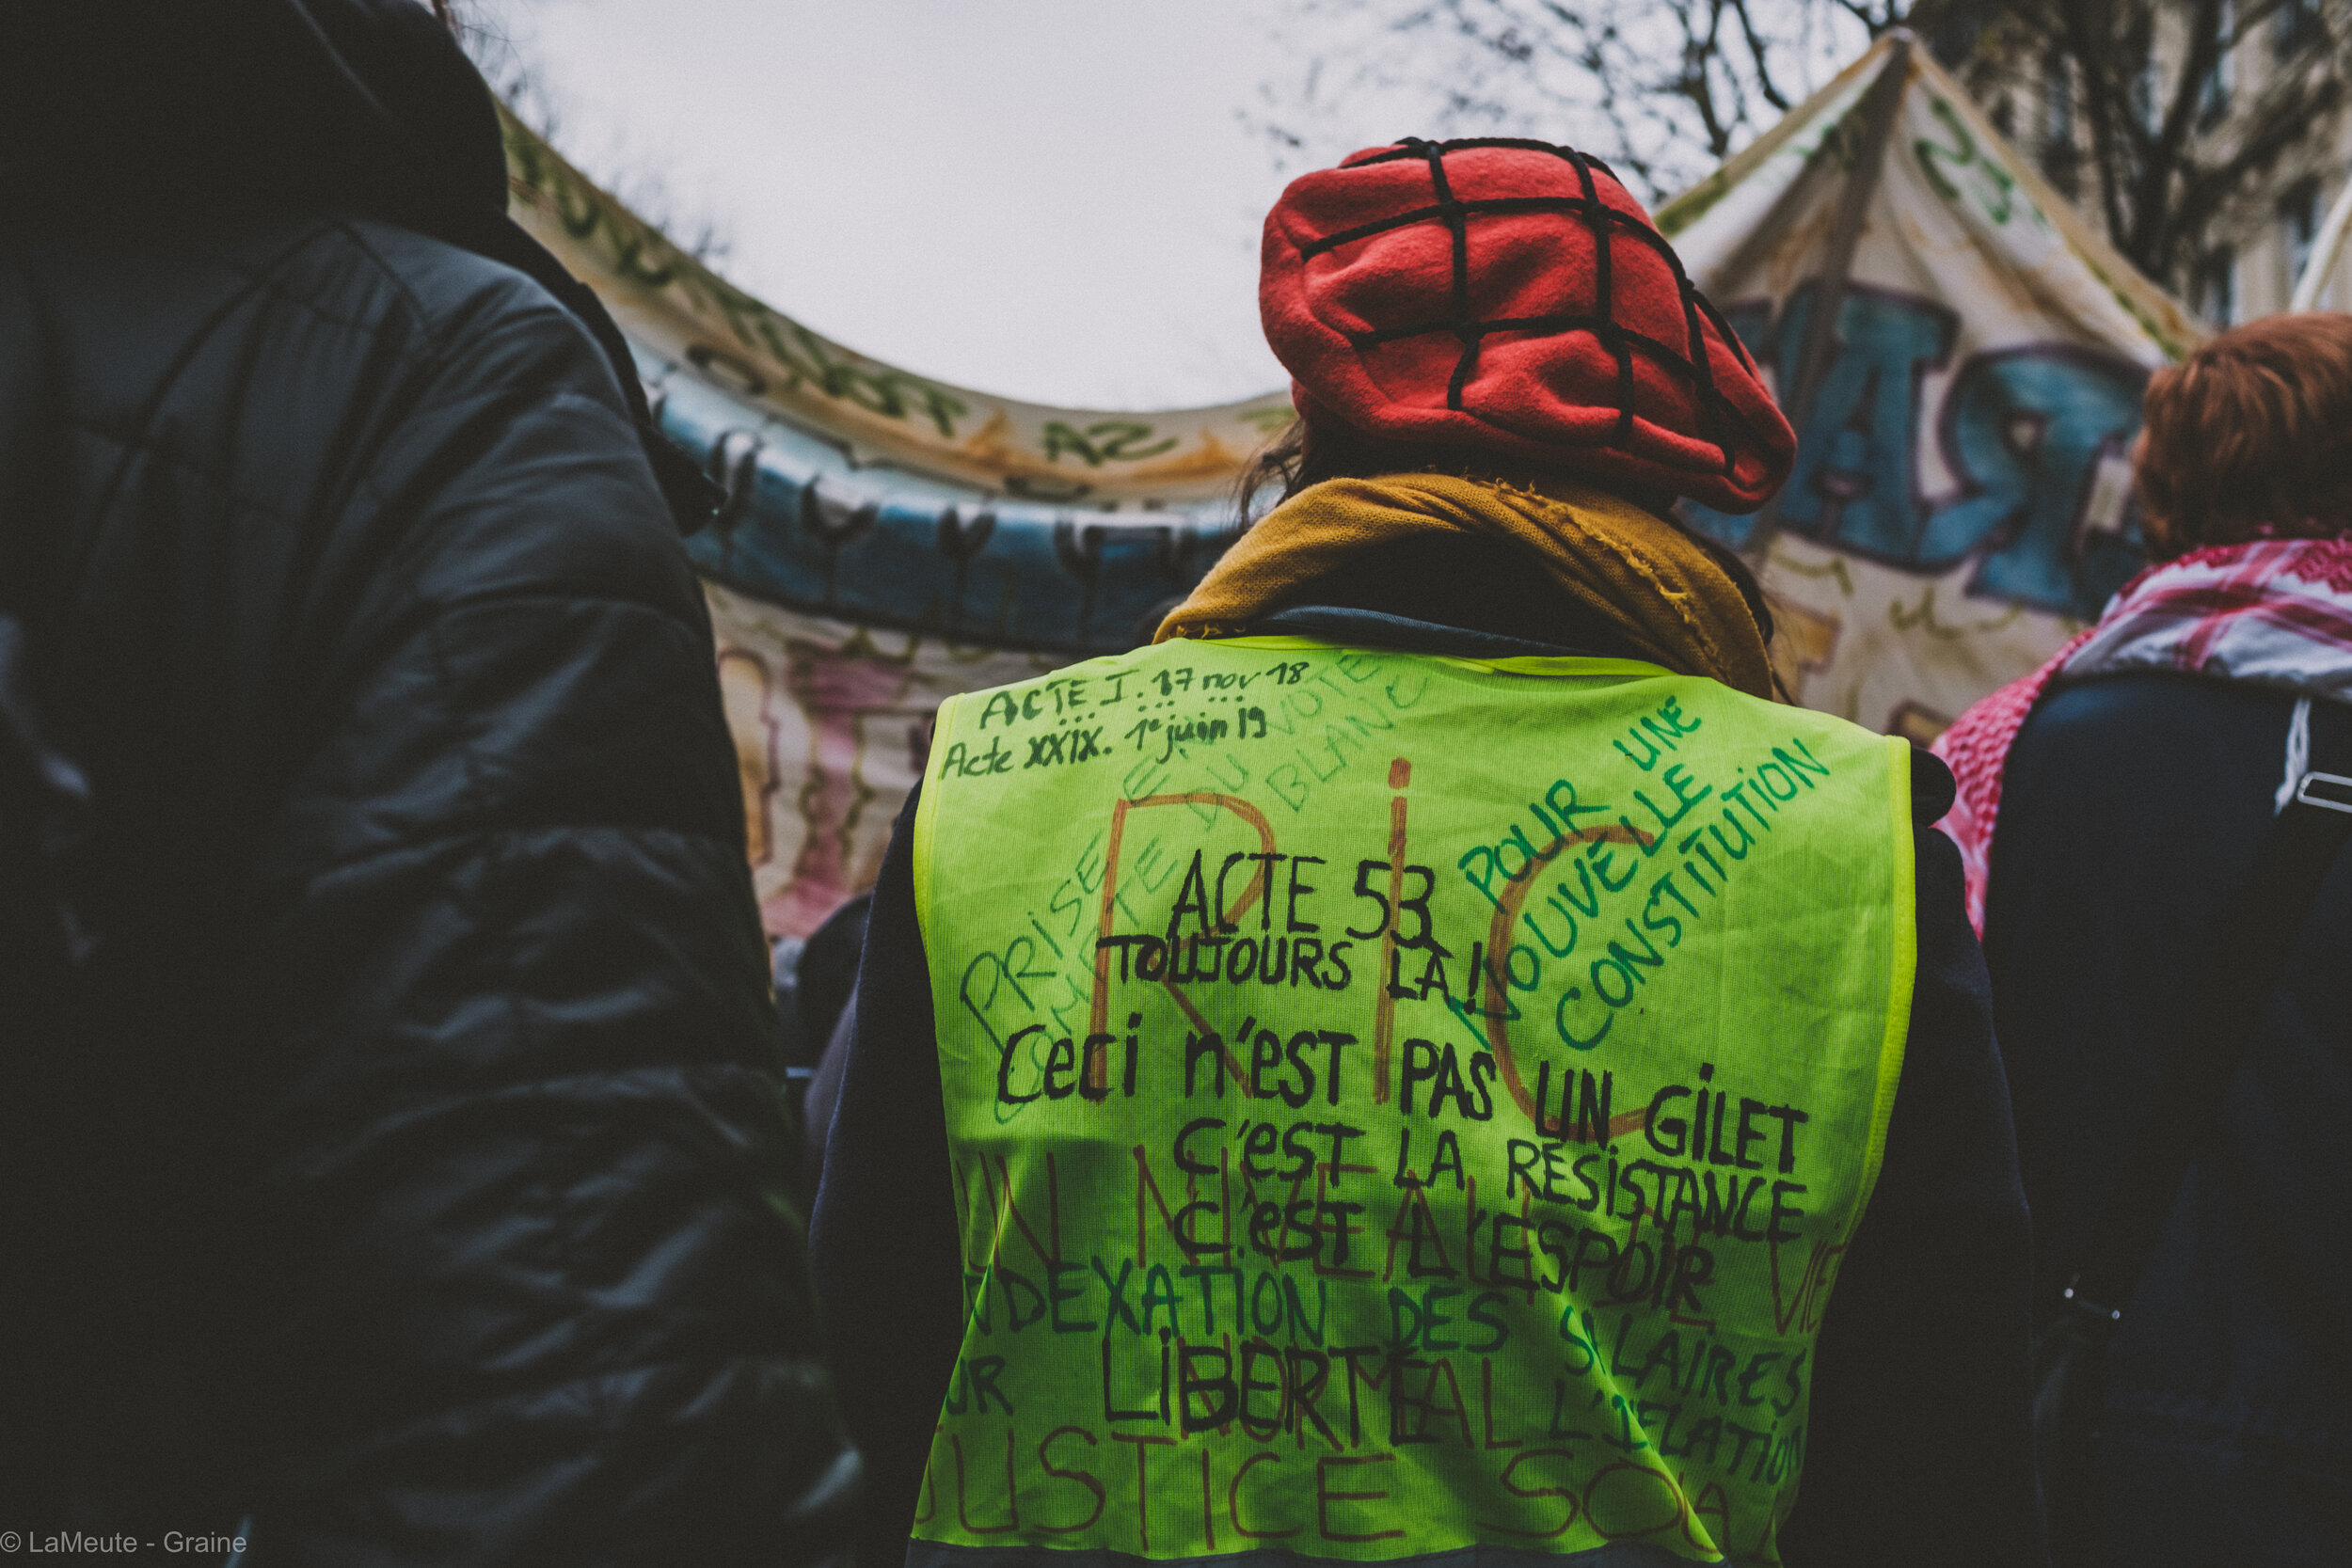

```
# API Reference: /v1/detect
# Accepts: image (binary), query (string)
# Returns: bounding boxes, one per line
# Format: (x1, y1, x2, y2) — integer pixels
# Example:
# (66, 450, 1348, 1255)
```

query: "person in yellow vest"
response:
(812, 139, 2045, 1567)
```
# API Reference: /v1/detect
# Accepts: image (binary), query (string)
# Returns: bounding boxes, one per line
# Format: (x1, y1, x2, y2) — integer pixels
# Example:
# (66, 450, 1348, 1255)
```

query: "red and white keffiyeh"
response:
(1932, 538, 2352, 933)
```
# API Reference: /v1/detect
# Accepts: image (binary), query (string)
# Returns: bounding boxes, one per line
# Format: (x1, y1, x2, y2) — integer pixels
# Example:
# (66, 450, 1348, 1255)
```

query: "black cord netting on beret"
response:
(1301, 136, 1776, 485)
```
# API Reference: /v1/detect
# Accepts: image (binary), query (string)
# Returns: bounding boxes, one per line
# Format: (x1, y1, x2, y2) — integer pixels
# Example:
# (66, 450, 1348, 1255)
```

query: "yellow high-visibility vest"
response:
(908, 636, 1915, 1565)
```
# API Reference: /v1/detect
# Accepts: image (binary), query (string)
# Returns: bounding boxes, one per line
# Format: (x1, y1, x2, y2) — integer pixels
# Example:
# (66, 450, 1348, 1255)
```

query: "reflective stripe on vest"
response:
(910, 637, 1915, 1566)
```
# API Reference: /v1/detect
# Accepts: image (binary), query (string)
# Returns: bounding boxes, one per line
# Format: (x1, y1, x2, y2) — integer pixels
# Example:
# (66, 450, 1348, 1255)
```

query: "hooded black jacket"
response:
(1, 4, 847, 1560)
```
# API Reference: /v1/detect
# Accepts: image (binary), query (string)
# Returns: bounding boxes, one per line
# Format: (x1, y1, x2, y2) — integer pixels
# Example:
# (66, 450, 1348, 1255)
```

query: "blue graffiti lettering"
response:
(1773, 285, 1958, 562)
(1921, 347, 2147, 612)
(1683, 283, 2145, 619)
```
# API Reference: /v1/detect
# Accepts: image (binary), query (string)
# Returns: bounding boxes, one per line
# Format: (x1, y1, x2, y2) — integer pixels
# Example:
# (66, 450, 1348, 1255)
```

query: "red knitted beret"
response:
(1260, 137, 1795, 514)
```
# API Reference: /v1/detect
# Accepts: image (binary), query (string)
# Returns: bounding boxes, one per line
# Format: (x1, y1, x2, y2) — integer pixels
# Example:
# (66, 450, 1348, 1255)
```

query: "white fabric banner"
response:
(1661, 37, 2200, 737)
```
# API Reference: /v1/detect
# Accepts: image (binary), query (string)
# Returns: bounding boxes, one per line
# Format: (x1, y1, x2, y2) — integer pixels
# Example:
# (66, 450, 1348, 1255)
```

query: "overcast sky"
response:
(472, 0, 1343, 409)
(469, 2, 1858, 410)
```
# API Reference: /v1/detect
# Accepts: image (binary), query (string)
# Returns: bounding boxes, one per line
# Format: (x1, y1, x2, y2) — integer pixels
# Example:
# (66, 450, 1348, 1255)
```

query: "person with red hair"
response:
(816, 138, 2042, 1567)
(1935, 312, 2352, 1566)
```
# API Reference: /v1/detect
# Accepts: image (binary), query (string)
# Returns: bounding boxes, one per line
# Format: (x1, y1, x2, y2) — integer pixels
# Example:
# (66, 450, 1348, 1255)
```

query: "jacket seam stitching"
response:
(265, 822, 739, 899)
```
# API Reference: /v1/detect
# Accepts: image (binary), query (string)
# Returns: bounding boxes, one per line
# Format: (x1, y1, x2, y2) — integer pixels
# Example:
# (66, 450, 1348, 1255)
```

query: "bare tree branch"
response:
(1245, 0, 1875, 202)
(1730, 0, 1799, 108)
(1253, 0, 2349, 293)
(1989, 0, 2352, 277)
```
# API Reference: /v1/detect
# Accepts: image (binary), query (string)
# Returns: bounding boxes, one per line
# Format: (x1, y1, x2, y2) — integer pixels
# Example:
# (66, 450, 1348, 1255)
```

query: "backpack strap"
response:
(0, 251, 97, 971)
(2059, 697, 2352, 1327)
(0, 250, 44, 601)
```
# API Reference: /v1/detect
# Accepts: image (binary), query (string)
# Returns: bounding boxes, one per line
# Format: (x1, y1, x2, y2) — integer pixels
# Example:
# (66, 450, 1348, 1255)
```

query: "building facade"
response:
(1948, 0, 2352, 323)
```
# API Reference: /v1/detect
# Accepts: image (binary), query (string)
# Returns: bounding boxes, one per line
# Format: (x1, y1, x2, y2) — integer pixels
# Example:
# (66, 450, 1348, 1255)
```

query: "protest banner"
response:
(501, 32, 2200, 931)
(1661, 33, 2200, 737)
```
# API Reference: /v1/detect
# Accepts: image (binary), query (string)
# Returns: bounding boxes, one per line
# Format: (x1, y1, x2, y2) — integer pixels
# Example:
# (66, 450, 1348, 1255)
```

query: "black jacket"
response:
(1987, 674, 2352, 1566)
(1, 5, 846, 1560)
(812, 593, 2046, 1568)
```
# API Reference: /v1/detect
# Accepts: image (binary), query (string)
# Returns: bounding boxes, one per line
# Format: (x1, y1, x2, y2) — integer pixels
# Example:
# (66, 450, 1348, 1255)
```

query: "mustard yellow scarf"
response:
(1157, 471, 1777, 700)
